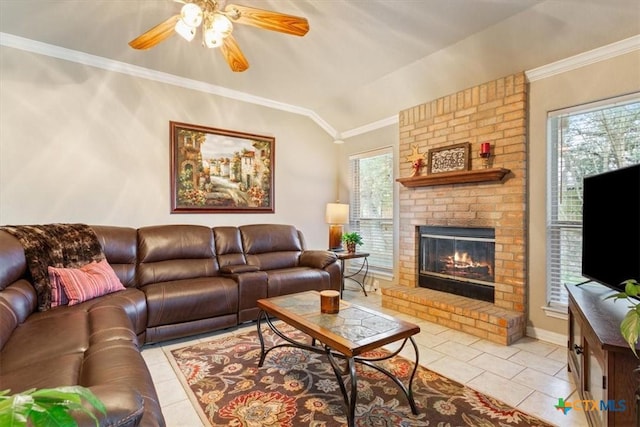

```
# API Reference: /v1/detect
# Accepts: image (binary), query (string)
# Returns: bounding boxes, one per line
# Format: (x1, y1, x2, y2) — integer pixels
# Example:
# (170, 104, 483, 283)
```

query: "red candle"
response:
(480, 142, 491, 155)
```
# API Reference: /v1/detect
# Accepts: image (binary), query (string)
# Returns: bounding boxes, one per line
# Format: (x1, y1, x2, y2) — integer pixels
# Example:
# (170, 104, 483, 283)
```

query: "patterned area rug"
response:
(166, 324, 554, 427)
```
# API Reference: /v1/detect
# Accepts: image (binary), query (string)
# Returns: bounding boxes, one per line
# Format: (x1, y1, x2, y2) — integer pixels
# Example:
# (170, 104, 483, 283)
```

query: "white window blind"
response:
(348, 147, 393, 273)
(547, 94, 640, 307)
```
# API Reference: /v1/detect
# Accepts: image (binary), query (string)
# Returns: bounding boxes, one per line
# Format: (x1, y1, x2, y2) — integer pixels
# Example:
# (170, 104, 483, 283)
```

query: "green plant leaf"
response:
(0, 387, 105, 427)
(0, 411, 28, 427)
(0, 393, 34, 426)
(604, 292, 629, 301)
(625, 280, 640, 297)
(341, 232, 363, 245)
(620, 308, 640, 358)
(29, 404, 76, 426)
(70, 387, 106, 416)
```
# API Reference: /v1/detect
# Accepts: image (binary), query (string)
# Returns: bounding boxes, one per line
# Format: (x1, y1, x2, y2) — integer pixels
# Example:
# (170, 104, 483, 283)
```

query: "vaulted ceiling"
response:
(1, 0, 638, 138)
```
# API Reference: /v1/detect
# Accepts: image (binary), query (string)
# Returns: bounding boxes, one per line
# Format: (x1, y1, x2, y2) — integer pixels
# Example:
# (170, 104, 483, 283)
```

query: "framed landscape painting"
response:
(170, 121, 275, 213)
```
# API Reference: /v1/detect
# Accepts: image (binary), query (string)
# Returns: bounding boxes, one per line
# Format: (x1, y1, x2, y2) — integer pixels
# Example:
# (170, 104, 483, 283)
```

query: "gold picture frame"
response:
(427, 142, 470, 174)
(170, 121, 275, 213)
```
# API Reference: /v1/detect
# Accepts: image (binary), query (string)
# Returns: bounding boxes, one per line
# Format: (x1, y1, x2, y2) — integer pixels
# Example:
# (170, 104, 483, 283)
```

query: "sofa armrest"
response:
(73, 385, 145, 427)
(220, 264, 260, 274)
(299, 250, 337, 269)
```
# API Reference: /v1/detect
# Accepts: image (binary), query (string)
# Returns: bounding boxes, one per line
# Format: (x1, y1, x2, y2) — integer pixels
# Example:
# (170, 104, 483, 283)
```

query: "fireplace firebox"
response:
(418, 226, 495, 303)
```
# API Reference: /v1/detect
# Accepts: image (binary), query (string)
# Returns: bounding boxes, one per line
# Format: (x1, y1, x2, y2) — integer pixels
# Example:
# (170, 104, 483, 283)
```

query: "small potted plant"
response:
(342, 232, 363, 253)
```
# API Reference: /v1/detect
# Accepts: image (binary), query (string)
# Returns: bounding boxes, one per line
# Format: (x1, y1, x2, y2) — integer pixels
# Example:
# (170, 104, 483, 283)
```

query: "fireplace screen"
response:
(419, 226, 495, 302)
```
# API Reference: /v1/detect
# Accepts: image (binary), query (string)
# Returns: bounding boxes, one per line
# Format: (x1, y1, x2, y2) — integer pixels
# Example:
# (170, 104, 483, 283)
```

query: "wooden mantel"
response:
(396, 168, 510, 188)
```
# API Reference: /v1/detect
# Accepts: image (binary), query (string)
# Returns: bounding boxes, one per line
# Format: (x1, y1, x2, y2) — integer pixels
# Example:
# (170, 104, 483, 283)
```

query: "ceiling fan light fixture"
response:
(203, 27, 224, 48)
(180, 3, 203, 27)
(175, 19, 197, 41)
(211, 14, 233, 37)
(129, 1, 308, 72)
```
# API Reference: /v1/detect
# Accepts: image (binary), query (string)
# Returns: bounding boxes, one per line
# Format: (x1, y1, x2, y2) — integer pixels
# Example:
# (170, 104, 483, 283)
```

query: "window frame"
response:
(348, 146, 394, 276)
(546, 93, 640, 311)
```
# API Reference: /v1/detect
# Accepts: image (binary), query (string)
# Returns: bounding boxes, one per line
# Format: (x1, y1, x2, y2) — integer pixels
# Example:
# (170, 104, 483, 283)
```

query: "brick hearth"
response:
(389, 72, 527, 345)
(382, 286, 525, 345)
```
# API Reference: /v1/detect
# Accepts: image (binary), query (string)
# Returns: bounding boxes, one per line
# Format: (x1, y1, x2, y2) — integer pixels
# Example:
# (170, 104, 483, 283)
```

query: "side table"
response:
(335, 252, 369, 297)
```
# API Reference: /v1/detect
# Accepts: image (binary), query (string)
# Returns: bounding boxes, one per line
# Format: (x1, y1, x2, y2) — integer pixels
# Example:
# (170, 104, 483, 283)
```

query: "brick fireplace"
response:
(382, 72, 527, 345)
(418, 225, 496, 303)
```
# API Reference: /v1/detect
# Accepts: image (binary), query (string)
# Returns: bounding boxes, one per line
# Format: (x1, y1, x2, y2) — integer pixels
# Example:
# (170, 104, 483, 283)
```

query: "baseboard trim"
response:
(526, 326, 567, 347)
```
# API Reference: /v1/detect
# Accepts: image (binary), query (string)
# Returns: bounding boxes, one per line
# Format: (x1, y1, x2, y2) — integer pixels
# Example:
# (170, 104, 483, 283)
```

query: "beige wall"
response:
(0, 47, 339, 249)
(527, 51, 640, 336)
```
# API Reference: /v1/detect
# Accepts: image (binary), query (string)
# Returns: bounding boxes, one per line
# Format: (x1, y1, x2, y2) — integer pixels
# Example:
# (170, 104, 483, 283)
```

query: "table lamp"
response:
(325, 203, 349, 251)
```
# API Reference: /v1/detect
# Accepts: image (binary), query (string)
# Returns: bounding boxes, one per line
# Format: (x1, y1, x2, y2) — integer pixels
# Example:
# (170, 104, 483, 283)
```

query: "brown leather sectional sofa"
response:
(0, 223, 341, 426)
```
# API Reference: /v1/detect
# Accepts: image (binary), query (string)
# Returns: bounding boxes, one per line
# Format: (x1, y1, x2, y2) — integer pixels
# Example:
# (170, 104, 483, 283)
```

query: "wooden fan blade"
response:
(129, 14, 180, 49)
(225, 4, 309, 36)
(220, 35, 249, 72)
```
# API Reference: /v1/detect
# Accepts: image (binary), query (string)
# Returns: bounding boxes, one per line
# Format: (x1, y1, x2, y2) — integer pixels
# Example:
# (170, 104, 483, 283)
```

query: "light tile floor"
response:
(141, 291, 588, 427)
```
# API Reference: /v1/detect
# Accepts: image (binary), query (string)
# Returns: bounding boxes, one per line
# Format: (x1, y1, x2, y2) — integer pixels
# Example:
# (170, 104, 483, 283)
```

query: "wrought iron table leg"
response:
(406, 336, 419, 414)
(343, 257, 368, 296)
(256, 310, 267, 367)
(325, 348, 358, 427)
(348, 357, 357, 427)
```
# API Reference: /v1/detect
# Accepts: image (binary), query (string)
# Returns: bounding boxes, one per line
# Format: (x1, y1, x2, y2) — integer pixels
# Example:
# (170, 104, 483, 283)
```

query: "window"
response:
(547, 94, 640, 308)
(348, 147, 393, 274)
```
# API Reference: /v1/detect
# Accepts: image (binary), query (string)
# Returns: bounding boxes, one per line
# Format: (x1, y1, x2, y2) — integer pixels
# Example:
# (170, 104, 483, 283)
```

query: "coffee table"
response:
(256, 290, 420, 427)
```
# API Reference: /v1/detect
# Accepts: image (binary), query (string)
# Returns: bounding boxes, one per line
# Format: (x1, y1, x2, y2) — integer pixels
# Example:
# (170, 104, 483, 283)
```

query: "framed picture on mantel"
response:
(170, 121, 275, 213)
(427, 142, 470, 174)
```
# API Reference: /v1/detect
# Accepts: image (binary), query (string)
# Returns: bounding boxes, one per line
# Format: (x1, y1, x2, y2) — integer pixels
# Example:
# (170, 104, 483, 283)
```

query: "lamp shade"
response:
(325, 203, 349, 224)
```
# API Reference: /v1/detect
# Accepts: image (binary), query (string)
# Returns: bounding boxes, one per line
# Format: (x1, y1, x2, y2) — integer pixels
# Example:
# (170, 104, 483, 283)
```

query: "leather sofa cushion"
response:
(138, 225, 215, 262)
(1, 308, 90, 372)
(299, 250, 338, 269)
(240, 224, 302, 253)
(81, 339, 162, 427)
(0, 280, 37, 351)
(240, 224, 303, 271)
(220, 264, 260, 274)
(82, 288, 148, 338)
(143, 277, 238, 327)
(79, 385, 145, 427)
(92, 225, 137, 288)
(214, 226, 247, 267)
(85, 305, 138, 345)
(137, 225, 219, 286)
(1, 302, 137, 373)
(266, 267, 331, 297)
(0, 231, 26, 291)
(0, 352, 84, 392)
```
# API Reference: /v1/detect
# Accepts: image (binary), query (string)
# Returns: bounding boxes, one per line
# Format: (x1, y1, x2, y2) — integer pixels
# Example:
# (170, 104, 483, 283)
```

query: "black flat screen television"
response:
(581, 163, 640, 293)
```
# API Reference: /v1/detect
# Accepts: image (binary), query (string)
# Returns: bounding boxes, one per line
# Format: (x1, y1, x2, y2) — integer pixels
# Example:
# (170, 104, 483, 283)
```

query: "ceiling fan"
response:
(129, 0, 309, 72)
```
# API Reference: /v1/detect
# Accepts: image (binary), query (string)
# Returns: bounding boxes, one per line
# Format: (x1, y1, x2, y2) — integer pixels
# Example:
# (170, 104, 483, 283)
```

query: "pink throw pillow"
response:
(47, 259, 125, 306)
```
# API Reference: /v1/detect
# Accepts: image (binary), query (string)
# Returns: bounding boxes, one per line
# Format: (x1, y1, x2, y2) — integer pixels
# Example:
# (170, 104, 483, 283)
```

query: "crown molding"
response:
(526, 35, 640, 82)
(7, 32, 633, 142)
(0, 32, 340, 138)
(340, 115, 399, 139)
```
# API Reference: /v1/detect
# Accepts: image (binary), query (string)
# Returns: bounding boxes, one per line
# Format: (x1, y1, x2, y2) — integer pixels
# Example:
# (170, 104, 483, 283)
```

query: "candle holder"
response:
(479, 142, 492, 169)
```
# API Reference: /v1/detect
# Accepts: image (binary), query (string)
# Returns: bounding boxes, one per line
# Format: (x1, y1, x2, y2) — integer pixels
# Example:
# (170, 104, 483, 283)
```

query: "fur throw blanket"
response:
(0, 223, 105, 311)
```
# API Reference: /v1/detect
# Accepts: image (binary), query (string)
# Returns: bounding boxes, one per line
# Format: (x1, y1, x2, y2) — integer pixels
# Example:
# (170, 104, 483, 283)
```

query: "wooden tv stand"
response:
(566, 283, 640, 426)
